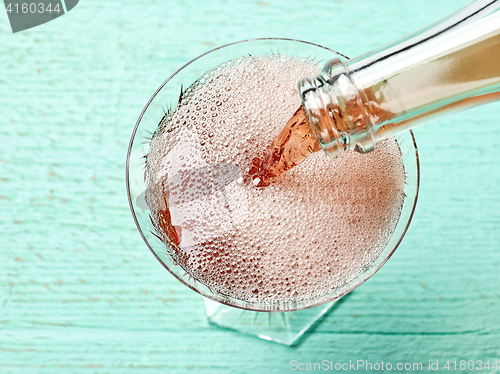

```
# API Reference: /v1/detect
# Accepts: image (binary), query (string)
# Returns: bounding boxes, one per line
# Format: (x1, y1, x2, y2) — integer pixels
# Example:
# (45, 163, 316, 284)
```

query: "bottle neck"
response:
(300, 0, 500, 159)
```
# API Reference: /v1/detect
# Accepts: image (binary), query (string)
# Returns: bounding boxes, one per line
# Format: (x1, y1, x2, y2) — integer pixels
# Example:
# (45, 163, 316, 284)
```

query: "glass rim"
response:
(126, 38, 420, 312)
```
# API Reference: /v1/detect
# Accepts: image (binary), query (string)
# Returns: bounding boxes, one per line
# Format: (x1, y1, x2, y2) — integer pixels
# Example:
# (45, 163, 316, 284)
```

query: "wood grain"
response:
(1, 0, 499, 373)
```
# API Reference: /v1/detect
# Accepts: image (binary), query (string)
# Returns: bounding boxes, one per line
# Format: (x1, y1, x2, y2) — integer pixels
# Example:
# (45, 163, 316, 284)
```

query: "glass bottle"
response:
(299, 0, 500, 159)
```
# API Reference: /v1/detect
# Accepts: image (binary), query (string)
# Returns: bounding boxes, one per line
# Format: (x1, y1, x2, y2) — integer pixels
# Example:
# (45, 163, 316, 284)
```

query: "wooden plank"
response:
(1, 0, 498, 373)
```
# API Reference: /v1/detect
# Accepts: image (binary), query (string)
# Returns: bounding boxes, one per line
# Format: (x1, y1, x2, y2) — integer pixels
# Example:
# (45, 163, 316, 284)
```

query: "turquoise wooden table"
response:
(1, 1, 499, 373)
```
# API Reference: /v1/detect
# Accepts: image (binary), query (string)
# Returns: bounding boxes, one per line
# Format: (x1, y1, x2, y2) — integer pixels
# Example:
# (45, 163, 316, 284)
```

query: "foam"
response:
(145, 54, 406, 305)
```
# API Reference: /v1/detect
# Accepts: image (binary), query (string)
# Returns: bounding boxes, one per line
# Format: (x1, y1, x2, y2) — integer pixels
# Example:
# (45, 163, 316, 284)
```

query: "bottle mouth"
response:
(298, 74, 348, 160)
(298, 58, 376, 159)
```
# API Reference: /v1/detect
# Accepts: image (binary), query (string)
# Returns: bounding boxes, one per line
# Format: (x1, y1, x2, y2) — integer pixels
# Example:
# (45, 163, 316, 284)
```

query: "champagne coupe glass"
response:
(126, 38, 419, 345)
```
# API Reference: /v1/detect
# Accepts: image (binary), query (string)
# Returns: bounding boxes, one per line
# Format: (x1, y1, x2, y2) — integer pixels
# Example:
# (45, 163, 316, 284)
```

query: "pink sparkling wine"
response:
(145, 54, 406, 304)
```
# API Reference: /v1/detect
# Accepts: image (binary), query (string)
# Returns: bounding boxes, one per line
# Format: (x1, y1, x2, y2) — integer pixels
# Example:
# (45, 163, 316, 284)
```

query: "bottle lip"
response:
(298, 61, 350, 160)
(299, 59, 377, 159)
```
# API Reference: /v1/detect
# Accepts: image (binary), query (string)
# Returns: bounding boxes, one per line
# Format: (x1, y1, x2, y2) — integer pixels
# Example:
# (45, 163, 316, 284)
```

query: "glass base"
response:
(203, 298, 339, 346)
